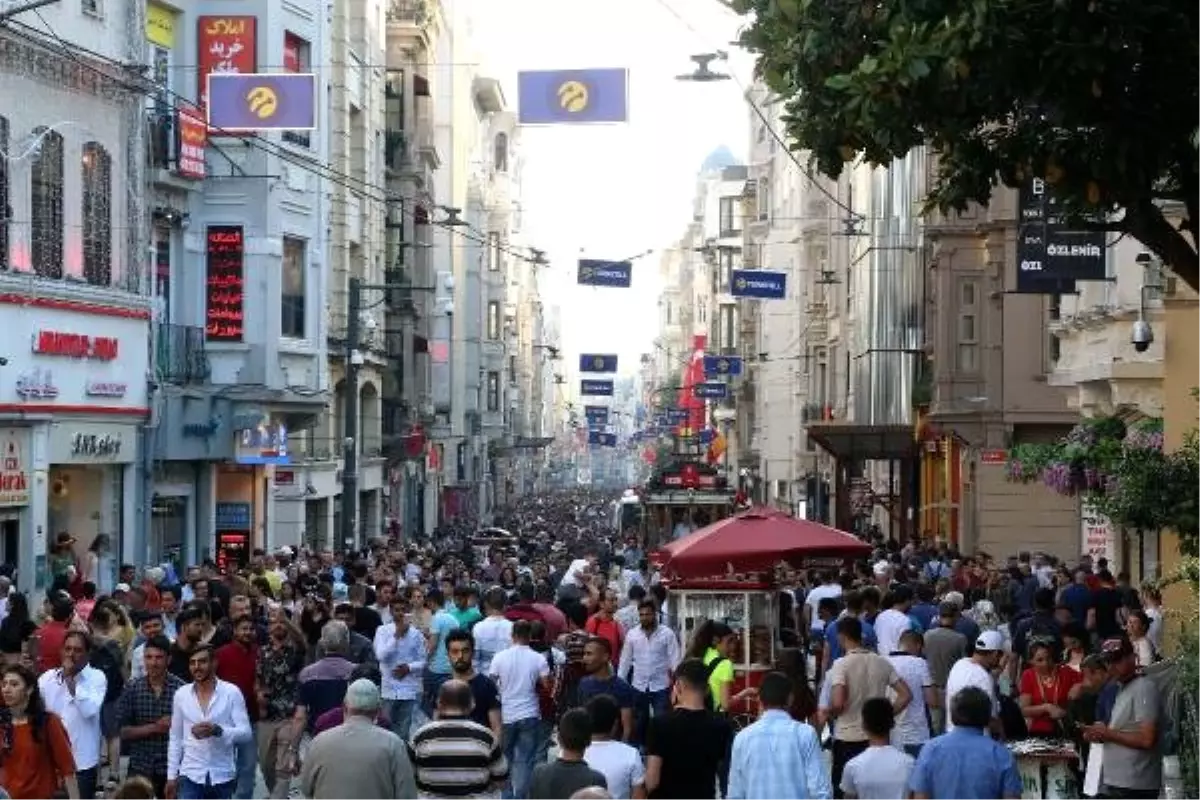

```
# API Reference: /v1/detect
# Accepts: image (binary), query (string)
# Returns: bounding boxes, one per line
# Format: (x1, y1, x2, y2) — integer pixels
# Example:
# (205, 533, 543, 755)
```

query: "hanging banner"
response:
(175, 103, 207, 179)
(578, 259, 633, 288)
(196, 16, 257, 111)
(207, 72, 317, 131)
(581, 379, 614, 396)
(1081, 502, 1117, 570)
(584, 405, 610, 425)
(666, 408, 689, 424)
(703, 355, 743, 377)
(518, 68, 629, 124)
(579, 354, 618, 373)
(731, 269, 787, 299)
(693, 382, 728, 399)
(588, 431, 618, 447)
(1016, 176, 1104, 293)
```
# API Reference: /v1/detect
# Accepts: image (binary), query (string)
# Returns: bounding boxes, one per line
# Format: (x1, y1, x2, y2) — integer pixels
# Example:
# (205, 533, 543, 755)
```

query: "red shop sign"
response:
(196, 16, 258, 110)
(32, 331, 119, 360)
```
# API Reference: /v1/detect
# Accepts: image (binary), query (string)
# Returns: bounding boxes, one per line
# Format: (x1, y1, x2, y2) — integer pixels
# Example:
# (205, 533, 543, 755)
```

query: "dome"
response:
(699, 145, 739, 173)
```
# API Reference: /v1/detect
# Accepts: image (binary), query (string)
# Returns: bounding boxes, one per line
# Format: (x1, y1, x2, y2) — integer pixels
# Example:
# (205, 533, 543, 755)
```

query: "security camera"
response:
(1131, 319, 1153, 353)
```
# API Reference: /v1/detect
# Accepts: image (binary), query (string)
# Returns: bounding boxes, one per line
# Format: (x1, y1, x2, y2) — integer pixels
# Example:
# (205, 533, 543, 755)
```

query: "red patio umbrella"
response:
(653, 506, 871, 579)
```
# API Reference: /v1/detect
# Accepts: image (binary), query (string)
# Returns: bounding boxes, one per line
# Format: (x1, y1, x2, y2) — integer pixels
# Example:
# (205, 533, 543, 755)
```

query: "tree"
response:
(730, 0, 1200, 290)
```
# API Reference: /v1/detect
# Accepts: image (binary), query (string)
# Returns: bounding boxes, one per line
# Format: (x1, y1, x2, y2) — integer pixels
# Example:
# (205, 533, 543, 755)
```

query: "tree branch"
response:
(1122, 202, 1200, 292)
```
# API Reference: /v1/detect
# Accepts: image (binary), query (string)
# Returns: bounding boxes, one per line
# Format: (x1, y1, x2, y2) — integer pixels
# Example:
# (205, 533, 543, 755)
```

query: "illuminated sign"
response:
(0, 432, 29, 507)
(206, 226, 245, 341)
(32, 331, 119, 360)
(196, 16, 257, 110)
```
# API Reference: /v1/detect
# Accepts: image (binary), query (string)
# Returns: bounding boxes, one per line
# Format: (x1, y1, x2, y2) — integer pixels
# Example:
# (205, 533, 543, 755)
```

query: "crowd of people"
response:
(0, 489, 1175, 799)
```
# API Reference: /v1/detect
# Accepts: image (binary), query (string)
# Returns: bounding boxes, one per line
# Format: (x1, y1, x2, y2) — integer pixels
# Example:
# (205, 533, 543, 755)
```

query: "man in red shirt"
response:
(37, 594, 76, 674)
(215, 614, 259, 799)
(585, 589, 623, 665)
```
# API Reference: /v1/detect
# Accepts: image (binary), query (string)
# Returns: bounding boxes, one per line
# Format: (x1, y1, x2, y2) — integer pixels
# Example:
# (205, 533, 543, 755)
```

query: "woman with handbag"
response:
(0, 664, 79, 799)
(1018, 639, 1082, 737)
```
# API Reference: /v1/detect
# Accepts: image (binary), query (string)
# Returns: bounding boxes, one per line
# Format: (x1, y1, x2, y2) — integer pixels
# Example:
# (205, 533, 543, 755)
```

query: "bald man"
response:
(409, 679, 508, 797)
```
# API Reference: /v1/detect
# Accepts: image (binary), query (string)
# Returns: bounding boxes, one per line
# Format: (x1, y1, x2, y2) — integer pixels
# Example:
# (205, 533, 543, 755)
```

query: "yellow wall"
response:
(1158, 289, 1198, 655)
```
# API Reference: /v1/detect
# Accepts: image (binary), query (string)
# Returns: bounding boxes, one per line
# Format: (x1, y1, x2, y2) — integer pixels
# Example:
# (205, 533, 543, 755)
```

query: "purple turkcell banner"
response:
(206, 72, 317, 131)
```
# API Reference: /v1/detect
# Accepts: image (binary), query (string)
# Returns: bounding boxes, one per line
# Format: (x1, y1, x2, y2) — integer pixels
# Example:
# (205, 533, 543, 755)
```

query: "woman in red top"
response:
(1018, 640, 1081, 736)
(0, 663, 78, 799)
(584, 589, 623, 664)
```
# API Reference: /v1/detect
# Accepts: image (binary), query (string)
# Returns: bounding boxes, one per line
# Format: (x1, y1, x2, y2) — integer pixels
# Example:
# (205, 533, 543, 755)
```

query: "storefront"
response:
(226, 406, 287, 556)
(0, 292, 150, 593)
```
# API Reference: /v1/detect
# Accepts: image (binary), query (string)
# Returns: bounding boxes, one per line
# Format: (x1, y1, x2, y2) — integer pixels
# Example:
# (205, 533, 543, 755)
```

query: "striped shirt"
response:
(408, 716, 509, 798)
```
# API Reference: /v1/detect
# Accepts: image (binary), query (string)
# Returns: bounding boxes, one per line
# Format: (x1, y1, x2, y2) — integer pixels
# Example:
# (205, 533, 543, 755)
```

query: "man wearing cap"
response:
(1081, 638, 1161, 799)
(943, 630, 1004, 736)
(301, 678, 418, 799)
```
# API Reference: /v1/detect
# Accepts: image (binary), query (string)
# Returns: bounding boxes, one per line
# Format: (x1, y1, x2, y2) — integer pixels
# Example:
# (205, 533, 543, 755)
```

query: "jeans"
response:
(384, 698, 418, 741)
(76, 766, 98, 800)
(256, 719, 297, 799)
(632, 688, 670, 748)
(422, 671, 451, 718)
(233, 725, 258, 800)
(178, 775, 237, 800)
(502, 717, 545, 800)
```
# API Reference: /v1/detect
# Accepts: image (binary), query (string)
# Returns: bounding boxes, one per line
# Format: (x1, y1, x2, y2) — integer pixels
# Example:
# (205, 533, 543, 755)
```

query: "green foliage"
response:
(728, 0, 1200, 290)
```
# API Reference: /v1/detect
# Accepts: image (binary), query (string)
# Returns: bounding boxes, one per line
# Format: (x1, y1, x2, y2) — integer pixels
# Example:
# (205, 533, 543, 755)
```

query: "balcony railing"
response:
(156, 323, 210, 385)
(146, 110, 175, 171)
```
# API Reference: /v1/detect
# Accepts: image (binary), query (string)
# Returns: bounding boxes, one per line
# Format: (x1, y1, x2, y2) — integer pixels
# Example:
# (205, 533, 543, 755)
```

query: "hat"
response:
(873, 560, 892, 577)
(974, 630, 1004, 652)
(1101, 637, 1135, 661)
(938, 600, 960, 618)
(344, 678, 381, 712)
(114, 582, 131, 593)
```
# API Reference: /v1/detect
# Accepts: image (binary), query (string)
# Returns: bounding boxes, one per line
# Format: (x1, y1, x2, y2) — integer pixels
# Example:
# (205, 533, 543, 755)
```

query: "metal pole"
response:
(341, 277, 361, 552)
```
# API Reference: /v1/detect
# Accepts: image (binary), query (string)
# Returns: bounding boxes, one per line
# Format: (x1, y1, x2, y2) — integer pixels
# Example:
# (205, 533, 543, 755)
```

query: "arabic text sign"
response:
(703, 355, 743, 377)
(581, 379, 614, 396)
(579, 354, 618, 373)
(577, 259, 633, 288)
(693, 382, 728, 400)
(196, 16, 257, 110)
(730, 269, 787, 299)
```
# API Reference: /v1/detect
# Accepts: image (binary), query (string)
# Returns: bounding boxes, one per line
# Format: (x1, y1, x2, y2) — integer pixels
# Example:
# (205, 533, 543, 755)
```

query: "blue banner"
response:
(666, 408, 689, 424)
(518, 69, 629, 124)
(703, 355, 743, 377)
(588, 431, 618, 447)
(731, 269, 787, 299)
(698, 429, 716, 444)
(584, 405, 610, 425)
(578, 259, 633, 288)
(580, 354, 619, 373)
(581, 379, 614, 396)
(207, 73, 317, 131)
(655, 414, 670, 427)
(693, 382, 728, 399)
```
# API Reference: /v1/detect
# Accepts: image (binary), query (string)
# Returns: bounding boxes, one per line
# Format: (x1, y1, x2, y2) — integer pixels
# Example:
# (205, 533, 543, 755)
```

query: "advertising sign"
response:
(581, 379, 614, 396)
(1080, 502, 1117, 568)
(1015, 177, 1105, 293)
(577, 259, 633, 288)
(234, 419, 289, 465)
(0, 430, 29, 507)
(176, 104, 207, 179)
(730, 269, 787, 299)
(579, 354, 618, 373)
(588, 431, 617, 447)
(518, 68, 629, 125)
(703, 355, 743, 377)
(584, 405, 610, 425)
(206, 72, 317, 131)
(196, 16, 257, 111)
(693, 382, 728, 399)
(205, 226, 245, 342)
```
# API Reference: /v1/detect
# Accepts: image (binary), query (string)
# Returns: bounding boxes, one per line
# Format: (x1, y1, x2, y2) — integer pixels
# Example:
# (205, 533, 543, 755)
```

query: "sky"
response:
(465, 0, 755, 382)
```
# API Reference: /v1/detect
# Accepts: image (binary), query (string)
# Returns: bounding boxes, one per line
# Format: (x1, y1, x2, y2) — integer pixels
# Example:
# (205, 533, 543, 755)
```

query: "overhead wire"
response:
(3, 14, 547, 268)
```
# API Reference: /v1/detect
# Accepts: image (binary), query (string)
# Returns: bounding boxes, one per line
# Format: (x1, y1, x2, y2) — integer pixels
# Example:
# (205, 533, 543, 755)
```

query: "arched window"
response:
(30, 127, 64, 279)
(493, 132, 508, 172)
(81, 142, 112, 286)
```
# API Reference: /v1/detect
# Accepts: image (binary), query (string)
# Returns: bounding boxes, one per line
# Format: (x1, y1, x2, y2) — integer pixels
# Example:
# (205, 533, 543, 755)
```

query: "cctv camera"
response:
(1131, 319, 1153, 353)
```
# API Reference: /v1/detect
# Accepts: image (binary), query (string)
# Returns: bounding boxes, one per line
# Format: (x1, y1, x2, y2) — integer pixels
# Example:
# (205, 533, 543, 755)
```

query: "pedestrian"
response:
(616, 600, 681, 746)
(528, 708, 607, 800)
(922, 601, 967, 735)
(471, 587, 514, 674)
(214, 615, 259, 799)
(576, 637, 635, 741)
(408, 678, 509, 797)
(886, 630, 936, 757)
(827, 616, 912, 798)
(165, 642, 252, 800)
(300, 678, 418, 799)
(585, 589, 624, 664)
(643, 658, 733, 799)
(373, 595, 425, 740)
(727, 670, 831, 799)
(295, 620, 358, 736)
(582, 695, 644, 799)
(39, 629, 106, 799)
(489, 619, 551, 800)
(254, 607, 306, 799)
(908, 686, 1022, 799)
(0, 663, 79, 799)
(944, 631, 1004, 735)
(422, 589, 461, 717)
(445, 629, 504, 742)
(840, 697, 913, 800)
(1080, 638, 1162, 799)
(116, 634, 185, 798)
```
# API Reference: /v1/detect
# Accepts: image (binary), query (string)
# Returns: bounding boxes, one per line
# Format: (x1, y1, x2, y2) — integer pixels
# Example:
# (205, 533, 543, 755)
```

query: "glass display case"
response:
(670, 584, 777, 671)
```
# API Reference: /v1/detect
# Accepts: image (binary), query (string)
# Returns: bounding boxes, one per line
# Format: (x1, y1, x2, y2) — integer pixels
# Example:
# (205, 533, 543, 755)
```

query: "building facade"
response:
(0, 1, 151, 591)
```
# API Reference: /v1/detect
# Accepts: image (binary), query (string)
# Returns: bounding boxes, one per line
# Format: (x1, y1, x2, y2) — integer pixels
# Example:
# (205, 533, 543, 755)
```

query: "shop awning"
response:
(805, 421, 918, 461)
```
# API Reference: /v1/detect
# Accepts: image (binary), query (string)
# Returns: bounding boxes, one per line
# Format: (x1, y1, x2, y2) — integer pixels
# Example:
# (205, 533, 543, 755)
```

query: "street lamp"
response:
(676, 53, 732, 82)
(341, 273, 452, 551)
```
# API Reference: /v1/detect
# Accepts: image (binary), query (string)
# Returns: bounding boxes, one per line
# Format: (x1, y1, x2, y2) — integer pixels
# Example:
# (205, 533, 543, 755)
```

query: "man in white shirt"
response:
(617, 600, 681, 748)
(372, 595, 426, 740)
(943, 630, 1003, 734)
(886, 630, 937, 756)
(39, 629, 107, 800)
(583, 694, 645, 799)
(874, 586, 914, 656)
(803, 572, 843, 637)
(471, 587, 514, 674)
(166, 642, 253, 800)
(488, 620, 551, 800)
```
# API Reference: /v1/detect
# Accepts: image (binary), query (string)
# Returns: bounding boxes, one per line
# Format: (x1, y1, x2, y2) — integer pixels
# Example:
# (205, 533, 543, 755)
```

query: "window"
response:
(81, 142, 112, 286)
(82, 0, 102, 16)
(486, 371, 500, 411)
(0, 115, 7, 271)
(487, 232, 500, 271)
(756, 179, 770, 222)
(281, 236, 307, 338)
(154, 232, 171, 324)
(718, 249, 734, 292)
(282, 33, 311, 148)
(956, 279, 979, 372)
(384, 69, 406, 169)
(30, 127, 64, 279)
(665, 302, 671, 325)
(494, 133, 508, 172)
(718, 196, 739, 237)
(487, 300, 500, 339)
